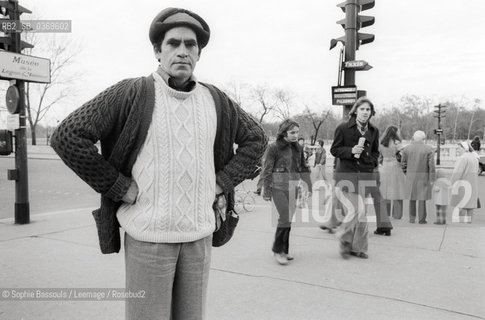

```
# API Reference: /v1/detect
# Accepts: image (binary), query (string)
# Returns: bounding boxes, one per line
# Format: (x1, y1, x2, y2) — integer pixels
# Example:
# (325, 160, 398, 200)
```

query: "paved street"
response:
(0, 151, 484, 319)
(0, 157, 98, 220)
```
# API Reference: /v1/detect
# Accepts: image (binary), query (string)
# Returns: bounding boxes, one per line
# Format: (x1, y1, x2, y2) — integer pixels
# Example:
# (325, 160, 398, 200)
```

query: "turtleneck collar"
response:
(156, 66, 197, 92)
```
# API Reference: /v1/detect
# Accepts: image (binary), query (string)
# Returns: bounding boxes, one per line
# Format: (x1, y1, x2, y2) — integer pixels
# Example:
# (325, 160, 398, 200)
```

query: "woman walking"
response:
(313, 139, 327, 181)
(379, 125, 406, 223)
(331, 97, 391, 259)
(450, 141, 479, 223)
(262, 119, 312, 265)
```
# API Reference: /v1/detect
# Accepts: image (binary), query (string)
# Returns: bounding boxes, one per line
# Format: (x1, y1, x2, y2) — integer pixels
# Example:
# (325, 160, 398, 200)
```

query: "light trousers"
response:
(124, 233, 212, 320)
(335, 191, 369, 253)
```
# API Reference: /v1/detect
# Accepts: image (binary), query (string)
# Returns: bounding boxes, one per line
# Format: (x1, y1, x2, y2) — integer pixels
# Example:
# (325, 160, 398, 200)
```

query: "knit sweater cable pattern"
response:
(117, 73, 217, 243)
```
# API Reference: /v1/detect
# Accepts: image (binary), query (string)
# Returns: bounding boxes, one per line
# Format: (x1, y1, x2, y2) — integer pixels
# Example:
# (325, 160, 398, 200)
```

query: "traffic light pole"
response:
(343, 0, 358, 118)
(14, 80, 29, 224)
(435, 104, 443, 166)
(10, 0, 30, 224)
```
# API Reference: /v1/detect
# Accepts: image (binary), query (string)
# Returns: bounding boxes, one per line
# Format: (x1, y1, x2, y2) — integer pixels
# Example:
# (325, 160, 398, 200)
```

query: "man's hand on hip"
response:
(122, 180, 139, 204)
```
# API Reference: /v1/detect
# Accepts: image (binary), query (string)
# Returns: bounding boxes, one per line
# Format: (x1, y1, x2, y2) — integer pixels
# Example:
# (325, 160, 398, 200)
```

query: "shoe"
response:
(286, 254, 294, 261)
(320, 226, 335, 234)
(374, 228, 391, 236)
(433, 221, 444, 225)
(350, 252, 369, 259)
(419, 221, 428, 224)
(409, 220, 415, 224)
(274, 253, 288, 265)
(339, 241, 351, 259)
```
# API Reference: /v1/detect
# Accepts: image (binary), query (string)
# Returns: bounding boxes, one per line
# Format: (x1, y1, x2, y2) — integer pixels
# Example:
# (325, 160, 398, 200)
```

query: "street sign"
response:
(343, 60, 372, 70)
(0, 51, 50, 83)
(332, 85, 357, 105)
(7, 113, 19, 130)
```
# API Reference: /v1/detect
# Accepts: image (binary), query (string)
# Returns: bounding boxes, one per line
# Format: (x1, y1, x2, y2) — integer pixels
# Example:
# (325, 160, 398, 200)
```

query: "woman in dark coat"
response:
(331, 97, 392, 259)
(262, 119, 312, 265)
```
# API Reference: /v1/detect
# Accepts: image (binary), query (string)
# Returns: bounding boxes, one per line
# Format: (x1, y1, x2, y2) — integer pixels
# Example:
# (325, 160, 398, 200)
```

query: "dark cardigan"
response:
(51, 75, 267, 254)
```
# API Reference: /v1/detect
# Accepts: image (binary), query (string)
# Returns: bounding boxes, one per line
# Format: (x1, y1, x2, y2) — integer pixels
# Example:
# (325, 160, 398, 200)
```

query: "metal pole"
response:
(11, 0, 30, 224)
(337, 47, 344, 86)
(343, 0, 358, 119)
(436, 105, 441, 166)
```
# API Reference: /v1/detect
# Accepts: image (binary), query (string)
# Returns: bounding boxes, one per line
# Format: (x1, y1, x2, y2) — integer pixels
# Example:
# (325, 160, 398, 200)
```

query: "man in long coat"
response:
(401, 130, 436, 223)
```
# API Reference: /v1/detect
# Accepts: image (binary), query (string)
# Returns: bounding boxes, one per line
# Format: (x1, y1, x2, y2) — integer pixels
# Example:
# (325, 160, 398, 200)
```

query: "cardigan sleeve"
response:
(215, 102, 268, 193)
(50, 79, 139, 202)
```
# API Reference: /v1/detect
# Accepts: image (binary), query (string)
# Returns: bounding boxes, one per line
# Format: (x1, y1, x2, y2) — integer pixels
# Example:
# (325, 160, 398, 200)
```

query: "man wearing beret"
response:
(51, 8, 267, 320)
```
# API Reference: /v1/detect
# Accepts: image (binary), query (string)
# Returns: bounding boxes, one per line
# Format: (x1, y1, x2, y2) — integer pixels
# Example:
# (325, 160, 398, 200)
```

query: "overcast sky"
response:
(11, 0, 485, 123)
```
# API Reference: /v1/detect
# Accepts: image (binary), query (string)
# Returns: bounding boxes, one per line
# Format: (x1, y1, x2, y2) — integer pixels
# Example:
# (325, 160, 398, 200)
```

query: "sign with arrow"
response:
(343, 60, 372, 70)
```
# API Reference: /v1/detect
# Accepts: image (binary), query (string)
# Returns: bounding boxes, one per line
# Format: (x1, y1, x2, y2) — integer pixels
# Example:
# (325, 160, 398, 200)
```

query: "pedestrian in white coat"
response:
(450, 141, 479, 223)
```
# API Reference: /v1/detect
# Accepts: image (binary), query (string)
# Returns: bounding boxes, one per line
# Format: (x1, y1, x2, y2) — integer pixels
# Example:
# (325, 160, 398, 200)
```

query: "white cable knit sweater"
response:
(117, 72, 217, 243)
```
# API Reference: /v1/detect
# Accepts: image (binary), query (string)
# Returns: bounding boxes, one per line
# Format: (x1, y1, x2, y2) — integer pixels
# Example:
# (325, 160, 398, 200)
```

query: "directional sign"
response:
(7, 113, 19, 131)
(343, 60, 372, 70)
(0, 51, 50, 83)
(332, 85, 357, 105)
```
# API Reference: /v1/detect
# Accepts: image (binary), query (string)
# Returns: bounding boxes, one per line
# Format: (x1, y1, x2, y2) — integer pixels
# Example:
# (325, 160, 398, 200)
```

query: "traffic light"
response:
(0, 129, 13, 155)
(433, 104, 446, 119)
(356, 0, 375, 49)
(330, 0, 375, 50)
(0, 0, 32, 52)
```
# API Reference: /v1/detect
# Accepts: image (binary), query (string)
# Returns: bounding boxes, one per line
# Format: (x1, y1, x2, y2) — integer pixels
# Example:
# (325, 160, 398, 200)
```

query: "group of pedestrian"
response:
(261, 97, 480, 263)
(49, 7, 480, 319)
(381, 130, 479, 226)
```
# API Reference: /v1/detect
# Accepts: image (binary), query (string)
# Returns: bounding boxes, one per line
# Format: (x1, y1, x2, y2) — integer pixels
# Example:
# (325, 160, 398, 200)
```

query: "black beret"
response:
(149, 8, 210, 49)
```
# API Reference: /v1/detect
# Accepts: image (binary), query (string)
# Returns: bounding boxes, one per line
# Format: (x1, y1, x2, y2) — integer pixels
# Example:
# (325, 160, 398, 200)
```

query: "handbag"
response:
(296, 184, 309, 209)
(212, 193, 239, 247)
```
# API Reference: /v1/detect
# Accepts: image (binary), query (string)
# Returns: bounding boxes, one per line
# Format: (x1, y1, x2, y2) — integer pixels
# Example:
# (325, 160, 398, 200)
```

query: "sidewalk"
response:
(1, 188, 484, 320)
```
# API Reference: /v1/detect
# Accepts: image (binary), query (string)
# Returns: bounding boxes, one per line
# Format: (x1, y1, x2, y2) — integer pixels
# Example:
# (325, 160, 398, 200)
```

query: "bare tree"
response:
(273, 89, 292, 121)
(224, 80, 246, 107)
(22, 33, 82, 145)
(250, 85, 278, 123)
(467, 99, 481, 140)
(304, 105, 332, 145)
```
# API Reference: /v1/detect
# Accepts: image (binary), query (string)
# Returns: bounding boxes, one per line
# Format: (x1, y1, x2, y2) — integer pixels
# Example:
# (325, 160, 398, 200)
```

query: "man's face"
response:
(355, 102, 372, 123)
(155, 27, 200, 83)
